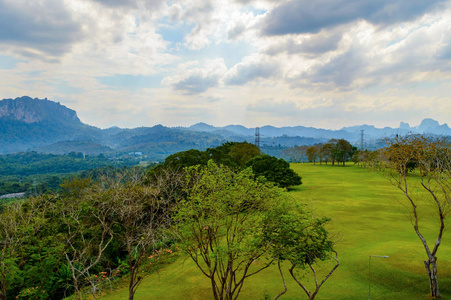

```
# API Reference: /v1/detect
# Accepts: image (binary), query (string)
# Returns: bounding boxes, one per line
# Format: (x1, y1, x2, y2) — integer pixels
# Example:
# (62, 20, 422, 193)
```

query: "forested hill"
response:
(1, 96, 450, 158)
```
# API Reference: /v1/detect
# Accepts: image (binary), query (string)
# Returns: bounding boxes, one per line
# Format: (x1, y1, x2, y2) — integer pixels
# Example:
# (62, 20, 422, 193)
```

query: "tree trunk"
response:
(128, 268, 135, 300)
(424, 258, 441, 298)
(1, 276, 7, 300)
(210, 276, 219, 300)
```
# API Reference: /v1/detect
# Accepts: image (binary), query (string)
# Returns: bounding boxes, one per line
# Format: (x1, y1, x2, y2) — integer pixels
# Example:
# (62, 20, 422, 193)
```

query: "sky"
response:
(0, 0, 450, 130)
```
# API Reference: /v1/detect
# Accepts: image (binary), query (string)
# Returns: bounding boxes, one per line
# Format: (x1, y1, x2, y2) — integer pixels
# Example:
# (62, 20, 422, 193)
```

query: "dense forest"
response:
(0, 152, 141, 196)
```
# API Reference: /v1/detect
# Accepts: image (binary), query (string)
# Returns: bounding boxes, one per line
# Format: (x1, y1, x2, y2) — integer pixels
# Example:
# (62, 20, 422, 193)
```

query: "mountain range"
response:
(1, 96, 449, 160)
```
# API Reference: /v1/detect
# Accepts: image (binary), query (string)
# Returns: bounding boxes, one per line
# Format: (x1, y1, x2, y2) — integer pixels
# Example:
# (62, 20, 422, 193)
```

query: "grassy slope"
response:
(100, 163, 451, 300)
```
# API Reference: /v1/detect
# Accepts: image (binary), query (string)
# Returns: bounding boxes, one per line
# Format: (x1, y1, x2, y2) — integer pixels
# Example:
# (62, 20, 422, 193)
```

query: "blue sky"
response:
(0, 0, 450, 129)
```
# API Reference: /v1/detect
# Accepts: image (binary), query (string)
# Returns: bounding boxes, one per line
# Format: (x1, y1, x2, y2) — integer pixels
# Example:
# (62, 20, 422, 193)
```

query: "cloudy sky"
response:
(1, 0, 450, 129)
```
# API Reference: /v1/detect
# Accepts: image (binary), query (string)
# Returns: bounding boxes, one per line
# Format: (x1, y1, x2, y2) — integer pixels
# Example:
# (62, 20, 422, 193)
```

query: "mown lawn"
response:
(99, 163, 451, 299)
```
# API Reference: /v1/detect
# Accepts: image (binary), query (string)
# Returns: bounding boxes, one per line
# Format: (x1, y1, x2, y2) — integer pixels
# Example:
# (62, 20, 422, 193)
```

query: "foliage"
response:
(160, 142, 261, 171)
(163, 149, 210, 169)
(175, 162, 285, 300)
(0, 152, 137, 197)
(246, 155, 302, 188)
(306, 146, 319, 164)
(263, 202, 338, 300)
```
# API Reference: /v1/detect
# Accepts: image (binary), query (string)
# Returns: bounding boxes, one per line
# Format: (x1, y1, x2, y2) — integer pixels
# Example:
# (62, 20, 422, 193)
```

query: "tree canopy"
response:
(246, 155, 302, 188)
(175, 162, 284, 300)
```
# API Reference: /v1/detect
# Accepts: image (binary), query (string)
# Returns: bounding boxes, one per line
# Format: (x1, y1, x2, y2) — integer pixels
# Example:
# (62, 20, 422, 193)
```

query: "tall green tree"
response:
(333, 139, 355, 166)
(175, 162, 285, 300)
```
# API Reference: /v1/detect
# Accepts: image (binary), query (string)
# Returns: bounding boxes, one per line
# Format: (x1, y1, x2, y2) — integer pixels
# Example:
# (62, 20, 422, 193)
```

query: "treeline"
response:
(0, 143, 337, 300)
(282, 138, 357, 165)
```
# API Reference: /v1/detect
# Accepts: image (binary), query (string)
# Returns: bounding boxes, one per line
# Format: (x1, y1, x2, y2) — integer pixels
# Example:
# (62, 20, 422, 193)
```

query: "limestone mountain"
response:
(0, 96, 102, 153)
(0, 96, 81, 125)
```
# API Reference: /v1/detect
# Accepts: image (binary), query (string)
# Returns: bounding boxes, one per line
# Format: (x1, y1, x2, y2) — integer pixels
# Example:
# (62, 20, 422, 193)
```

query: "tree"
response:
(333, 139, 355, 166)
(0, 197, 49, 300)
(227, 142, 261, 168)
(163, 149, 209, 169)
(383, 134, 451, 298)
(59, 177, 114, 300)
(320, 143, 333, 165)
(246, 155, 302, 188)
(175, 162, 285, 300)
(105, 170, 174, 300)
(281, 146, 306, 163)
(306, 146, 319, 164)
(263, 202, 339, 300)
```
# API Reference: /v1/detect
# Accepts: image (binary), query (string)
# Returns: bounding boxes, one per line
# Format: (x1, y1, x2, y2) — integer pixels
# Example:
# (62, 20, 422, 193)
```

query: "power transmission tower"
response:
(255, 127, 260, 149)
(359, 130, 365, 150)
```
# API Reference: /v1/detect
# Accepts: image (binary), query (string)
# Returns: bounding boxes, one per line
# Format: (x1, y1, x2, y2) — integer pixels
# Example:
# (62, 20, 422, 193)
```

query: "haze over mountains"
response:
(1, 96, 450, 160)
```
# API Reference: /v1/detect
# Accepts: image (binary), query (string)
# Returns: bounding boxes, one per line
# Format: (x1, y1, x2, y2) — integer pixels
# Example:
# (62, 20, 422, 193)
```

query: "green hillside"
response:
(97, 163, 451, 300)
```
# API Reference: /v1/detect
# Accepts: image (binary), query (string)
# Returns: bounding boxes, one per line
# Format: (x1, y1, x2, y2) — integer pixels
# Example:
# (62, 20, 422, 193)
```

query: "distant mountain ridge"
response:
(0, 96, 449, 158)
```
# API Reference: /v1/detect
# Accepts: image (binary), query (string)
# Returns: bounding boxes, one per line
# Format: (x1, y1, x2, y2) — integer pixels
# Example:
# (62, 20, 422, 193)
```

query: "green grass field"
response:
(99, 163, 451, 299)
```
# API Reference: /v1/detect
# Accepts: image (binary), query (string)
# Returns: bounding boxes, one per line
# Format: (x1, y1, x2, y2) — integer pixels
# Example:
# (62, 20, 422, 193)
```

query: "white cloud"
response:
(162, 58, 227, 94)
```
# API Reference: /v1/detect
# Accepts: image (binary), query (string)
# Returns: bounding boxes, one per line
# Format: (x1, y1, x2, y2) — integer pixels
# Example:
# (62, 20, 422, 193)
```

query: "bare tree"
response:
(60, 178, 114, 300)
(383, 134, 451, 298)
(105, 170, 174, 300)
(282, 146, 306, 163)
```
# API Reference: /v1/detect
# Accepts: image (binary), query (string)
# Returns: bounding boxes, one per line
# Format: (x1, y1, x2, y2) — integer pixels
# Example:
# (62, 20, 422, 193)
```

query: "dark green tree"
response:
(333, 139, 355, 166)
(246, 155, 302, 188)
(163, 149, 210, 169)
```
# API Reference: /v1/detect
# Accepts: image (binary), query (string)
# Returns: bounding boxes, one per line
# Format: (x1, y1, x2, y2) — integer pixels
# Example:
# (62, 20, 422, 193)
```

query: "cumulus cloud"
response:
(89, 0, 165, 11)
(90, 0, 138, 8)
(165, 0, 217, 50)
(0, 0, 85, 59)
(305, 46, 366, 88)
(162, 59, 227, 94)
(224, 56, 281, 85)
(262, 0, 446, 35)
(265, 29, 344, 56)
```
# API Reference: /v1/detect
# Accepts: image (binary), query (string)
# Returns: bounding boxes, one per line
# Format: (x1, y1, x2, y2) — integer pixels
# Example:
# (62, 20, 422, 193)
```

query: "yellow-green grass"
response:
(100, 163, 451, 300)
